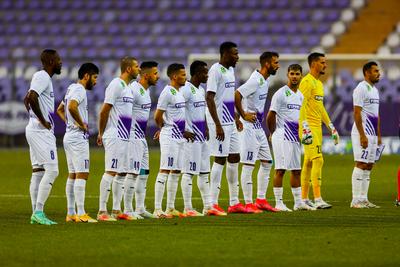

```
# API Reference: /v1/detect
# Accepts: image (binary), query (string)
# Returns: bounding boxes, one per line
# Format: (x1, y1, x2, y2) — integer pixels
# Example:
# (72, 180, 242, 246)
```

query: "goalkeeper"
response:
(299, 52, 339, 209)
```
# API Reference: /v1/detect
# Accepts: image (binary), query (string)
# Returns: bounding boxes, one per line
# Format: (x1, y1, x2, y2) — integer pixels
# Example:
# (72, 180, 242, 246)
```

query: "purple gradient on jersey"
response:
(224, 101, 235, 117)
(256, 111, 264, 123)
(49, 112, 55, 126)
(137, 120, 148, 134)
(285, 121, 300, 141)
(193, 120, 206, 141)
(175, 120, 185, 133)
(367, 115, 378, 135)
(118, 115, 132, 139)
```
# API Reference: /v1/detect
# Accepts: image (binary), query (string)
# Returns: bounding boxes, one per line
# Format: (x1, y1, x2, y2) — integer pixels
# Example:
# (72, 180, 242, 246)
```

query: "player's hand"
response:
(360, 134, 368, 149)
(268, 134, 272, 142)
(77, 123, 88, 133)
(378, 136, 382, 146)
(243, 112, 257, 123)
(41, 120, 52, 130)
(329, 123, 339, 145)
(183, 131, 195, 142)
(153, 130, 160, 141)
(205, 127, 209, 141)
(96, 134, 103, 146)
(235, 119, 243, 132)
(301, 121, 313, 145)
(216, 124, 225, 141)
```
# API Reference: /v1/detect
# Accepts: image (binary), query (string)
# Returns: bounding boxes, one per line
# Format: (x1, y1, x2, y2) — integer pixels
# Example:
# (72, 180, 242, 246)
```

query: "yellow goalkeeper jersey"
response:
(299, 73, 331, 128)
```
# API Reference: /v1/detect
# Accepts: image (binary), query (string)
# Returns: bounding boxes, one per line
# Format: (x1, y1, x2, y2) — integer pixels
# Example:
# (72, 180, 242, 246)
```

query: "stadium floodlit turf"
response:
(0, 148, 399, 266)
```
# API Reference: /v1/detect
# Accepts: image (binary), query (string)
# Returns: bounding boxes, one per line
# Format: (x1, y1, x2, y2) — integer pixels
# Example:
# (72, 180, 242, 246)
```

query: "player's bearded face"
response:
(228, 48, 239, 67)
(130, 61, 140, 80)
(369, 66, 380, 84)
(149, 68, 160, 86)
(53, 54, 62, 74)
(268, 57, 280, 75)
(318, 57, 327, 75)
(176, 69, 186, 86)
(86, 74, 98, 90)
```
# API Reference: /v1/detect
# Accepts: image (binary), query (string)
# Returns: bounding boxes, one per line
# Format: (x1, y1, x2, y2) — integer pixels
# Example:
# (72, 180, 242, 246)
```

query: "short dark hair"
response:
(78, 63, 99, 79)
(140, 61, 158, 70)
(307, 52, 325, 66)
(167, 63, 185, 78)
(120, 56, 138, 73)
(190, 60, 207, 76)
(362, 61, 378, 75)
(287, 64, 302, 73)
(260, 51, 279, 65)
(40, 49, 58, 65)
(219, 41, 237, 56)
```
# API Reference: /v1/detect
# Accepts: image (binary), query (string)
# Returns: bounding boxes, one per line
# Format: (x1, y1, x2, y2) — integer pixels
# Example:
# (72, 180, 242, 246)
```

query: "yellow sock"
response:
(301, 157, 312, 199)
(311, 157, 324, 199)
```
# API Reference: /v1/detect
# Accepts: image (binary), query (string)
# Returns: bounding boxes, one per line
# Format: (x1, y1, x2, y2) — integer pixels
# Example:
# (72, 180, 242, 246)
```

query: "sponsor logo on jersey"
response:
(141, 103, 152, 109)
(369, 98, 379, 104)
(314, 95, 323, 101)
(122, 97, 134, 103)
(259, 93, 268, 100)
(225, 82, 235, 88)
(174, 102, 186, 108)
(193, 101, 206, 107)
(287, 104, 301, 110)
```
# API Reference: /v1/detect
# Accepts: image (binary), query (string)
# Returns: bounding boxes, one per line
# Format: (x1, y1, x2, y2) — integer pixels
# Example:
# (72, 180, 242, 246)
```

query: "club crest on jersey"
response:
(120, 81, 126, 88)
(140, 88, 145, 96)
(314, 95, 323, 101)
(191, 86, 196, 94)
(220, 67, 227, 74)
(170, 88, 177, 95)
(259, 78, 264, 86)
(285, 90, 292, 97)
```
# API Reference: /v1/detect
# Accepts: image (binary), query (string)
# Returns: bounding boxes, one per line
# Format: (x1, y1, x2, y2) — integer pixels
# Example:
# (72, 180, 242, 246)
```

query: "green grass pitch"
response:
(0, 148, 399, 266)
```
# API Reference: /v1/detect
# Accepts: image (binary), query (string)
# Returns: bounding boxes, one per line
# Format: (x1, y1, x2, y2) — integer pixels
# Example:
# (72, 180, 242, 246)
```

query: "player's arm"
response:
(206, 91, 224, 141)
(68, 100, 88, 132)
(377, 115, 382, 145)
(97, 103, 112, 146)
(56, 101, 66, 123)
(266, 110, 276, 136)
(234, 90, 256, 123)
(154, 109, 165, 128)
(24, 90, 51, 130)
(354, 106, 368, 149)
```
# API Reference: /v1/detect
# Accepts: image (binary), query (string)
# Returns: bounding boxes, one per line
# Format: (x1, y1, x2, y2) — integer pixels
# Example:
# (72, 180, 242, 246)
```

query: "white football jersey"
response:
(269, 85, 304, 143)
(206, 63, 236, 125)
(181, 81, 207, 142)
(157, 85, 186, 141)
(129, 81, 151, 140)
(27, 70, 55, 131)
(351, 81, 380, 136)
(103, 78, 134, 141)
(63, 83, 88, 140)
(237, 70, 269, 129)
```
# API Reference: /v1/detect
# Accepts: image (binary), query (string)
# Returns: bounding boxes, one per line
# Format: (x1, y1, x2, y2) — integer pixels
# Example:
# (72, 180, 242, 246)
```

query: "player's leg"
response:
(351, 133, 368, 208)
(255, 130, 275, 211)
(273, 169, 291, 212)
(397, 167, 400, 206)
(135, 141, 153, 218)
(64, 140, 76, 221)
(98, 137, 117, 221)
(360, 136, 379, 208)
(29, 166, 44, 213)
(208, 123, 227, 211)
(301, 156, 312, 205)
(166, 142, 185, 217)
(227, 125, 246, 213)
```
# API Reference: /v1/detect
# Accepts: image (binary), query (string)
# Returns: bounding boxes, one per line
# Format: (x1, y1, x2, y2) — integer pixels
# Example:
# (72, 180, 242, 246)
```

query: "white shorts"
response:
(182, 141, 210, 175)
(208, 124, 240, 157)
(239, 127, 272, 164)
(352, 133, 378, 163)
(159, 132, 184, 171)
(63, 137, 89, 173)
(271, 130, 301, 170)
(25, 128, 58, 168)
(103, 137, 129, 173)
(128, 138, 149, 174)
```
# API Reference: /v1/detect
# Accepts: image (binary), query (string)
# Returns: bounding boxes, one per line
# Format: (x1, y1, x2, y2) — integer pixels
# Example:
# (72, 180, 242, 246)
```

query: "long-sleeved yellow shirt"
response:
(299, 73, 331, 128)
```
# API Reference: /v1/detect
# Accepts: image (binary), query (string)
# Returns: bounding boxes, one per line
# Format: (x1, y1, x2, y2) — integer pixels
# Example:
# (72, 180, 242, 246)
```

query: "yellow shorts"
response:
(303, 127, 323, 160)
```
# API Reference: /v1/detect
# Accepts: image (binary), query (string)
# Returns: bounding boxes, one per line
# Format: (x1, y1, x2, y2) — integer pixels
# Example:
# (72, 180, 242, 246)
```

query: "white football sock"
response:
(291, 187, 302, 206)
(361, 169, 371, 201)
(257, 162, 272, 199)
(135, 174, 148, 213)
(35, 167, 59, 212)
(112, 174, 125, 211)
(273, 187, 283, 206)
(351, 167, 363, 202)
(181, 173, 193, 210)
(209, 162, 224, 205)
(99, 173, 113, 212)
(227, 162, 239, 206)
(66, 178, 76, 215)
(74, 179, 86, 216)
(123, 174, 137, 214)
(154, 173, 168, 210)
(197, 173, 211, 209)
(241, 165, 254, 204)
(167, 173, 180, 209)
(29, 171, 44, 212)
